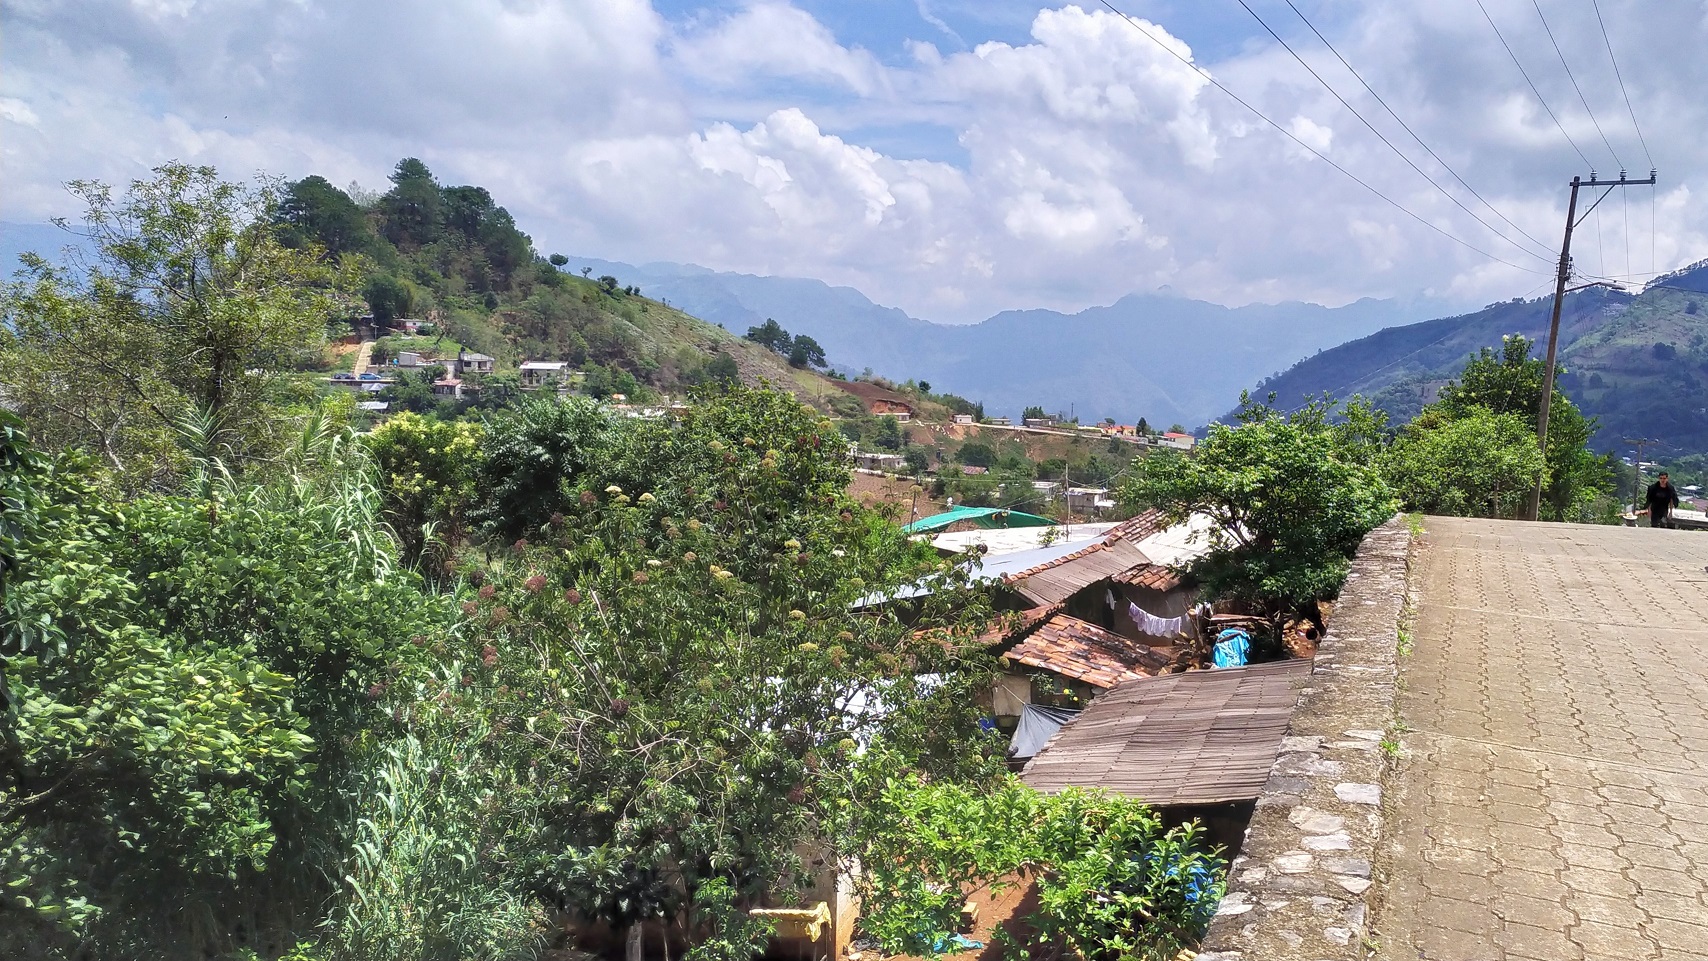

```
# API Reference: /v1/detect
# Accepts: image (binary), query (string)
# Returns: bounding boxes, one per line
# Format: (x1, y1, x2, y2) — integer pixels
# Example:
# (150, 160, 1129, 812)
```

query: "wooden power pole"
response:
(1526, 169, 1657, 521)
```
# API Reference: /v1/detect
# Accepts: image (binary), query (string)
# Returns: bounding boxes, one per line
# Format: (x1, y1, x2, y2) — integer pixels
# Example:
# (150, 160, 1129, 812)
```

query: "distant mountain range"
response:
(557, 255, 1448, 426)
(1245, 260, 1708, 455)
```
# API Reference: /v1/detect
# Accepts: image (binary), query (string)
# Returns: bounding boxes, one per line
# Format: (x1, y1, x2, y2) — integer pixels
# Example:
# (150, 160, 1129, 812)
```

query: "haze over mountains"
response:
(559, 254, 1449, 426)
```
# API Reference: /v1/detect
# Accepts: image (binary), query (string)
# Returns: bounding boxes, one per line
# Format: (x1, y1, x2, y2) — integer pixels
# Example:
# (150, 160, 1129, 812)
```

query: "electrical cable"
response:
(1272, 0, 1555, 259)
(1474, 0, 1592, 169)
(1588, 0, 1652, 170)
(1530, 0, 1621, 170)
(1095, 0, 1546, 274)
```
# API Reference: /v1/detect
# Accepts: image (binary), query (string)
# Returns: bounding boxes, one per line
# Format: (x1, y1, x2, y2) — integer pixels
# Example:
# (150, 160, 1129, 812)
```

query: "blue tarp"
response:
(1212, 628, 1251, 668)
(903, 506, 1058, 535)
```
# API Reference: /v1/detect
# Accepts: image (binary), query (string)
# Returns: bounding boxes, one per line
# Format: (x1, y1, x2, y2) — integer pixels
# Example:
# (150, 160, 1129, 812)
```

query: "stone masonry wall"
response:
(1195, 516, 1412, 960)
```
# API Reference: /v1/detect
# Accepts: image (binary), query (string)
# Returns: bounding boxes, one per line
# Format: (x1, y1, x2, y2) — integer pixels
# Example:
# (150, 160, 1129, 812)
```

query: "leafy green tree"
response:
(0, 163, 358, 482)
(549, 253, 568, 267)
(378, 158, 442, 249)
(745, 317, 789, 352)
(277, 175, 376, 256)
(363, 272, 414, 326)
(473, 396, 614, 541)
(1120, 396, 1394, 640)
(904, 444, 932, 475)
(1, 433, 449, 956)
(855, 776, 1223, 960)
(1428, 335, 1612, 520)
(872, 414, 904, 451)
(443, 386, 1000, 958)
(787, 333, 827, 369)
(597, 274, 621, 294)
(956, 441, 996, 468)
(365, 413, 485, 567)
(1382, 406, 1544, 518)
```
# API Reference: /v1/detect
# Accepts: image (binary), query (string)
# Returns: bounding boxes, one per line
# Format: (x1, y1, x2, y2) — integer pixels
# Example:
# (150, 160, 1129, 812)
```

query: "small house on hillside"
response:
(432, 377, 464, 399)
(1023, 417, 1056, 428)
(953, 414, 975, 425)
(853, 450, 908, 472)
(454, 350, 495, 376)
(519, 360, 572, 389)
(1160, 432, 1196, 450)
(392, 350, 428, 369)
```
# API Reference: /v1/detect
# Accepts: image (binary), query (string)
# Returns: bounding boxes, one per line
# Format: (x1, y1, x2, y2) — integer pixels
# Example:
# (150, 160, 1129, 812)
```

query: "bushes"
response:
(855, 776, 1224, 960)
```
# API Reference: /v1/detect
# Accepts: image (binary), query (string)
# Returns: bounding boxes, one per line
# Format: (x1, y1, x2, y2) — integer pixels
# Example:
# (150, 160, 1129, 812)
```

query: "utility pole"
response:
(1526, 169, 1657, 521)
(1625, 437, 1656, 513)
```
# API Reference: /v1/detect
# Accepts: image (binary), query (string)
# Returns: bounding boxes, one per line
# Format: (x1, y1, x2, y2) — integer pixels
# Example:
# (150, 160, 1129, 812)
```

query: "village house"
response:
(432, 377, 464, 399)
(1064, 487, 1115, 515)
(1022, 416, 1056, 428)
(391, 350, 428, 369)
(953, 413, 975, 425)
(985, 416, 1012, 426)
(519, 360, 572, 389)
(852, 450, 908, 472)
(453, 350, 495, 377)
(1159, 431, 1196, 450)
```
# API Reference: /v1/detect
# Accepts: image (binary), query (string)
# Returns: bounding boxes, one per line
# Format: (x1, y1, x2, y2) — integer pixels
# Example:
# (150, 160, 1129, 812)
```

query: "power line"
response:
(1588, 0, 1652, 169)
(1474, 0, 1592, 169)
(1094, 0, 1546, 275)
(1236, 0, 1557, 262)
(1277, 0, 1555, 257)
(1530, 0, 1621, 170)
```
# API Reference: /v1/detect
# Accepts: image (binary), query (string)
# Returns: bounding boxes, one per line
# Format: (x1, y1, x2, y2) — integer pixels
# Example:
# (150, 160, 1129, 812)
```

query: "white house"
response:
(519, 360, 572, 389)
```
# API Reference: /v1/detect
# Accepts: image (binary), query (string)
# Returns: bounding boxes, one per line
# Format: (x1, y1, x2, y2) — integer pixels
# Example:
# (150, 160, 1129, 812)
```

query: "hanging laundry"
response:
(1212, 628, 1251, 668)
(1127, 600, 1187, 637)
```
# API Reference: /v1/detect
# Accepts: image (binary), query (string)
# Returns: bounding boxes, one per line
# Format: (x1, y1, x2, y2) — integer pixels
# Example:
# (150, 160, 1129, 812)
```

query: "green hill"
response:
(277, 158, 901, 408)
(1247, 261, 1708, 455)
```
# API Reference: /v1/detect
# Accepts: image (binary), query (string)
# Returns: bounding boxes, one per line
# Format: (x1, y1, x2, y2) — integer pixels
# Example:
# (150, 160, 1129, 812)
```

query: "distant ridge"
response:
(557, 254, 1444, 426)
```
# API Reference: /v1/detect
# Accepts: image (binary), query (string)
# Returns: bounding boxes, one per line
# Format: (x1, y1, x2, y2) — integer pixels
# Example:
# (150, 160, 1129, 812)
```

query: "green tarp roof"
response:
(903, 506, 1059, 535)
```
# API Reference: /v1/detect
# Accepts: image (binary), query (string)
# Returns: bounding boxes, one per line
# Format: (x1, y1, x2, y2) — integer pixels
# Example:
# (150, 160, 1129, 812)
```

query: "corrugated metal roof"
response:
(1021, 659, 1312, 806)
(1006, 537, 1151, 606)
(1003, 612, 1172, 688)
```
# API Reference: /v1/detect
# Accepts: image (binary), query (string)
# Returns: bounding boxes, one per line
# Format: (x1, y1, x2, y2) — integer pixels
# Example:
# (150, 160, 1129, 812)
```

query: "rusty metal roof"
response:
(1020, 659, 1312, 806)
(1005, 537, 1150, 606)
(1002, 612, 1172, 688)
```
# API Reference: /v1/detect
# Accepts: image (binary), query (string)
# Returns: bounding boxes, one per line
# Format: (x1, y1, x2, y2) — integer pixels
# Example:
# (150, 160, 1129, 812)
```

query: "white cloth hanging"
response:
(1127, 600, 1187, 637)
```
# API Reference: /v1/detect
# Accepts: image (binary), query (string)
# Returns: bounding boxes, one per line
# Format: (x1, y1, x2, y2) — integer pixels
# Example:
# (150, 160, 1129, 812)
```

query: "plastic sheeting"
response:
(1212, 628, 1251, 668)
(1010, 703, 1081, 759)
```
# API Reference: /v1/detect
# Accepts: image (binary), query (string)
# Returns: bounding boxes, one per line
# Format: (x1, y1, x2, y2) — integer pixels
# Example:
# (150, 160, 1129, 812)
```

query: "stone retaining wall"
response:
(1195, 516, 1412, 960)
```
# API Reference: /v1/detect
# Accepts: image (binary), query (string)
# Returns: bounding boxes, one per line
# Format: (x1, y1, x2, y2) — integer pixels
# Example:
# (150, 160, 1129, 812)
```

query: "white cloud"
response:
(3, 0, 1707, 322)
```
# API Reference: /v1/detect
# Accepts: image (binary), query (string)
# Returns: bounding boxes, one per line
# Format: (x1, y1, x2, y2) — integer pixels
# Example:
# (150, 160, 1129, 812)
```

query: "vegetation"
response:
(1380, 336, 1616, 522)
(0, 164, 1231, 961)
(1121, 395, 1395, 641)
(856, 776, 1223, 961)
(745, 317, 828, 369)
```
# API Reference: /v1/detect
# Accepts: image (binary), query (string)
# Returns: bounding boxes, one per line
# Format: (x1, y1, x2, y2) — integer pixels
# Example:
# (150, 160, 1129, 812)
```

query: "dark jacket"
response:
(1646, 481, 1680, 516)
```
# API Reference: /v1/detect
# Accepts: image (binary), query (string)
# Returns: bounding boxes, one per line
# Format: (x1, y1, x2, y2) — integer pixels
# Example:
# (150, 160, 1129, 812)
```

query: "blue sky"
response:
(3, 1, 1704, 322)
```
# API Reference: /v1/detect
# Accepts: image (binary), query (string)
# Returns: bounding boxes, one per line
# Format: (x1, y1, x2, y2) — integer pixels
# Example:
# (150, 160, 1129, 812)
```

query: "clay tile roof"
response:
(1003, 537, 1150, 606)
(1108, 508, 1170, 544)
(1020, 659, 1312, 806)
(1002, 612, 1172, 688)
(1114, 563, 1183, 591)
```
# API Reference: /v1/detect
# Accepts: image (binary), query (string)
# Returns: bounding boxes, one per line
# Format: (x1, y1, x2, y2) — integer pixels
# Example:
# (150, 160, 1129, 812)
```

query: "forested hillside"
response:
(1246, 262, 1708, 455)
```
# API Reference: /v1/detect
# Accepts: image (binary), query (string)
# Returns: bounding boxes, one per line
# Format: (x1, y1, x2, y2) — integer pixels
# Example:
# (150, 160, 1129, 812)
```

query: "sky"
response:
(3, 0, 1706, 323)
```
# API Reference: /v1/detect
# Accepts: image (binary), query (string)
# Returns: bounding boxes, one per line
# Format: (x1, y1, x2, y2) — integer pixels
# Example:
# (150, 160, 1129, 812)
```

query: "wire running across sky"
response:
(1277, 0, 1554, 257)
(1530, 0, 1621, 171)
(1093, 0, 1547, 276)
(1232, 0, 1555, 265)
(1474, 0, 1592, 169)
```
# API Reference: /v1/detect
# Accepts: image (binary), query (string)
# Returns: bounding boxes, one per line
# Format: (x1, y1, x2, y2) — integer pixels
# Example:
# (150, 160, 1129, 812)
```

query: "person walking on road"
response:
(1644, 472, 1680, 529)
